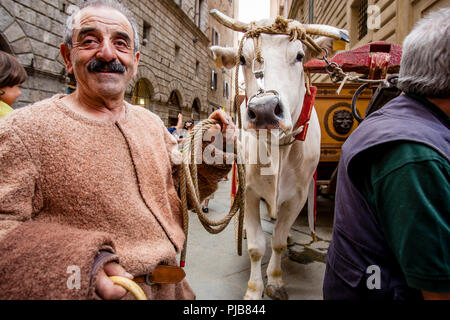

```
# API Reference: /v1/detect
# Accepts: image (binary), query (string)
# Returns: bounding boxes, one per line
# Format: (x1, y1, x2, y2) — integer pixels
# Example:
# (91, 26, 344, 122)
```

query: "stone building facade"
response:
(272, 0, 449, 82)
(270, 0, 292, 18)
(286, 0, 449, 46)
(0, 0, 237, 126)
(207, 0, 238, 117)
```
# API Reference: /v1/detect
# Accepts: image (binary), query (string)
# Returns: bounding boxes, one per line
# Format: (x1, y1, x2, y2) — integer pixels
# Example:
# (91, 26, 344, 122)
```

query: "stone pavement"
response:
(183, 173, 335, 300)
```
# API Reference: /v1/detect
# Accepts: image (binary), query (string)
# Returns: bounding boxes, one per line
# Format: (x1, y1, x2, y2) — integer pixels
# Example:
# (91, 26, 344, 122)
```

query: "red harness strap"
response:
(231, 161, 238, 199)
(295, 86, 317, 141)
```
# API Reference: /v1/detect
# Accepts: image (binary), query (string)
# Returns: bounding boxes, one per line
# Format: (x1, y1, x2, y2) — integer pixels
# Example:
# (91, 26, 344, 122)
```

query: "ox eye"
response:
(296, 53, 304, 62)
(240, 56, 246, 65)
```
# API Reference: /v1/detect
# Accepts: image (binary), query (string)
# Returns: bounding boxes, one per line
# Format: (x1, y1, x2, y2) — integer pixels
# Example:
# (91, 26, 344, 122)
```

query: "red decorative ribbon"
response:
(295, 86, 317, 141)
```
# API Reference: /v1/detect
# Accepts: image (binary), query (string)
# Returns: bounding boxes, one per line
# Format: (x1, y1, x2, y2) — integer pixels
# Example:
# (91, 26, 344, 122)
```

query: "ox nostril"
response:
(248, 109, 257, 121)
(274, 104, 283, 117)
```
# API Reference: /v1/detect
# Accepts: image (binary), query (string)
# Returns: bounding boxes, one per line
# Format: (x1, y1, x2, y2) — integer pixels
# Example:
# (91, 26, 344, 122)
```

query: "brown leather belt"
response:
(134, 265, 186, 286)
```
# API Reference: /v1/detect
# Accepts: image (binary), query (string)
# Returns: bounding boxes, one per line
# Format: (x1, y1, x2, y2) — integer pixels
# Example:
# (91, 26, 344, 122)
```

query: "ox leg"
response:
(265, 199, 305, 300)
(243, 189, 266, 300)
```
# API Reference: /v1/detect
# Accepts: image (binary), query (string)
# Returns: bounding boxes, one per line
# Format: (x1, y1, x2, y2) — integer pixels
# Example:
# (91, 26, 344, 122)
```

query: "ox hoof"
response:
(287, 235, 295, 247)
(243, 292, 263, 300)
(265, 285, 288, 300)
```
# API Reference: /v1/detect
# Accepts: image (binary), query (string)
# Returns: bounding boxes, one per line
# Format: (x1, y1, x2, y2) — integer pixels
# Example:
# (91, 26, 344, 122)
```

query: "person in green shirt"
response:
(0, 51, 27, 118)
(349, 94, 450, 298)
(324, 7, 449, 301)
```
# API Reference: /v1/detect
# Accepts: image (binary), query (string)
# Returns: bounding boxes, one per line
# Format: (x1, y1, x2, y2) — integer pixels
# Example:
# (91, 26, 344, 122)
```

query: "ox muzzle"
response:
(247, 91, 283, 130)
(246, 57, 286, 130)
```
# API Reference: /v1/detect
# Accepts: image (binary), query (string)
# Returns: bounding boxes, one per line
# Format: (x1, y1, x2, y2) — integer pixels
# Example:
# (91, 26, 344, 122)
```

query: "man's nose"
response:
(96, 40, 117, 61)
(247, 94, 283, 129)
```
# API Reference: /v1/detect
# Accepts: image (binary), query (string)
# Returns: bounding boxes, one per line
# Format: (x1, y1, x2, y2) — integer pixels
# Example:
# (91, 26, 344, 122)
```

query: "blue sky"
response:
(238, 0, 271, 22)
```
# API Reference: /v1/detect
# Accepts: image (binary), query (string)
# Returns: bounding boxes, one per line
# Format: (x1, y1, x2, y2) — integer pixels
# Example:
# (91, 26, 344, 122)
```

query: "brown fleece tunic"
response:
(0, 94, 231, 300)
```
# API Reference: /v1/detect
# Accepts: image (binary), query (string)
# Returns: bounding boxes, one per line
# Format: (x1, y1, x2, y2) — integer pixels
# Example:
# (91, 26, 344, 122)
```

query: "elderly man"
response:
(0, 0, 234, 300)
(323, 8, 449, 300)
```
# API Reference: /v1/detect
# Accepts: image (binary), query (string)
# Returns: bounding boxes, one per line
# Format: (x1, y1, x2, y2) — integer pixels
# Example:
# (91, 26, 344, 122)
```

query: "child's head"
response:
(0, 51, 27, 106)
(184, 120, 194, 130)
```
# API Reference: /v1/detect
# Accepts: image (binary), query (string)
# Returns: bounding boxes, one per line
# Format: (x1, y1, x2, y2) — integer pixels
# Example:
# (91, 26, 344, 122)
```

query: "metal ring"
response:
(145, 274, 156, 286)
(326, 62, 339, 74)
(351, 83, 370, 123)
(252, 58, 265, 75)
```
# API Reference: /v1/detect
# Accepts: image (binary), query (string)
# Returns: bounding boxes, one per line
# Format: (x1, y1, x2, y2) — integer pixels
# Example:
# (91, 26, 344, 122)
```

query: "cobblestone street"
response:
(184, 173, 335, 300)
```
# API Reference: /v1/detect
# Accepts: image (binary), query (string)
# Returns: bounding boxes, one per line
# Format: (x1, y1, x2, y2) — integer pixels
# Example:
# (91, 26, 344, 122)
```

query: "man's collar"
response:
(406, 93, 450, 126)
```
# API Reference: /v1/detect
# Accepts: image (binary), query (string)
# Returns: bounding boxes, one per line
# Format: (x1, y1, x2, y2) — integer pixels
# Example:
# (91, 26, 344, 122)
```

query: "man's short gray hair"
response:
(398, 8, 450, 98)
(64, 0, 140, 54)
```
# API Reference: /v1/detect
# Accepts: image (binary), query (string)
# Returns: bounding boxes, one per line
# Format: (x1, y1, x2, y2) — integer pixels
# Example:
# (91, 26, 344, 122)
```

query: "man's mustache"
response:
(87, 59, 126, 73)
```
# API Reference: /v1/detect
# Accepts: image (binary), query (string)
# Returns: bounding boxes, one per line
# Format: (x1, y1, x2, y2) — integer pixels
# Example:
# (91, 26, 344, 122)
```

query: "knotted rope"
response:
(180, 119, 246, 266)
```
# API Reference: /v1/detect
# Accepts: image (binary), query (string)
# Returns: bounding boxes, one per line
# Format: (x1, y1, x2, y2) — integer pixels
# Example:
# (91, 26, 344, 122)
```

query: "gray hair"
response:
(398, 7, 450, 98)
(64, 0, 140, 54)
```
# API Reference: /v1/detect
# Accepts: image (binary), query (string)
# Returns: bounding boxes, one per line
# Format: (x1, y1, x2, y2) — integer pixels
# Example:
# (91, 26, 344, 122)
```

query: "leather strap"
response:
(295, 86, 317, 141)
(134, 265, 186, 285)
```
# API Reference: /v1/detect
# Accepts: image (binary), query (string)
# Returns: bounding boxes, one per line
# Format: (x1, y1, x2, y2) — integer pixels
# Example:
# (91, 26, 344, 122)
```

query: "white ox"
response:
(210, 10, 348, 300)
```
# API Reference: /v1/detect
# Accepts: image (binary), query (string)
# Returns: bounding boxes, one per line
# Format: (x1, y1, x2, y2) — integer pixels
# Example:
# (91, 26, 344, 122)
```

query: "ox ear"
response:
(304, 34, 348, 63)
(210, 46, 239, 69)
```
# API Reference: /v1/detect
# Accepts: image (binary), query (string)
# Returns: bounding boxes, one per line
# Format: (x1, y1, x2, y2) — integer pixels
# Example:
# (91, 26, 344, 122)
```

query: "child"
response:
(0, 51, 27, 118)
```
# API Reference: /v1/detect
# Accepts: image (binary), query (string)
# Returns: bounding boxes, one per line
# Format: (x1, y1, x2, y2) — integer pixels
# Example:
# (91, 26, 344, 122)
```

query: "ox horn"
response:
(291, 21, 350, 42)
(210, 9, 249, 32)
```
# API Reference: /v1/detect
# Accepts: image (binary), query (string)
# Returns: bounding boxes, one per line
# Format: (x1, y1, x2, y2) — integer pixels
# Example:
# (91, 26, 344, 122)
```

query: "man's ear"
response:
(210, 46, 238, 69)
(304, 32, 348, 63)
(60, 43, 74, 74)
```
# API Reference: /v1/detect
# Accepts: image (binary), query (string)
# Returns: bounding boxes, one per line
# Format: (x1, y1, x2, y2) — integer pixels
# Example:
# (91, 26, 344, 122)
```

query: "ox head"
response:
(210, 10, 349, 133)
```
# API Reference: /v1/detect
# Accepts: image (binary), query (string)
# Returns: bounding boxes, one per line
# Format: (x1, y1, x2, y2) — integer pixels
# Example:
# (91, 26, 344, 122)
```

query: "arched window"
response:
(133, 78, 153, 110)
(168, 90, 182, 126)
(0, 33, 12, 53)
(192, 98, 201, 121)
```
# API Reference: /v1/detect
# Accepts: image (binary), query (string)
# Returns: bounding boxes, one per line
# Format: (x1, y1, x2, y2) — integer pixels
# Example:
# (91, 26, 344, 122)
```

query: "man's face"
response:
(0, 84, 22, 106)
(62, 6, 140, 99)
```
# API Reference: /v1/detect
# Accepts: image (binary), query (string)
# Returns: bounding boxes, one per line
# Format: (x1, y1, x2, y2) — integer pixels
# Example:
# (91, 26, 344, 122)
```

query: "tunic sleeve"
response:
(0, 123, 117, 299)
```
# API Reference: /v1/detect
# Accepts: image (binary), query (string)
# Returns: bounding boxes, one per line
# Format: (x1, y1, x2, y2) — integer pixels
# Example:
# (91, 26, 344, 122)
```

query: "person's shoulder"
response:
(0, 94, 64, 130)
(377, 141, 446, 169)
(167, 127, 177, 134)
(349, 140, 447, 188)
(355, 141, 448, 184)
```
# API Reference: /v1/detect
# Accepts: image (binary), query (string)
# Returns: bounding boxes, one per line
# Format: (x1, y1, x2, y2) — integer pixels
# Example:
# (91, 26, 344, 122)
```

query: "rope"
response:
(180, 119, 246, 265)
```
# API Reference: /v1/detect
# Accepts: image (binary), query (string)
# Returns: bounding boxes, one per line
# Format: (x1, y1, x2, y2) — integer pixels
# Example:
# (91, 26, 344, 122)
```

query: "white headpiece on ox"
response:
(210, 9, 349, 133)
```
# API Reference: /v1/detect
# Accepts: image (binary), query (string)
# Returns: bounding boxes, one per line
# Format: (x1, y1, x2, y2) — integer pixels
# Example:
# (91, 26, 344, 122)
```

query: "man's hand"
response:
(95, 262, 134, 300)
(176, 113, 183, 130)
(207, 109, 237, 148)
